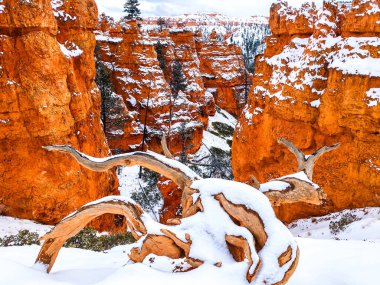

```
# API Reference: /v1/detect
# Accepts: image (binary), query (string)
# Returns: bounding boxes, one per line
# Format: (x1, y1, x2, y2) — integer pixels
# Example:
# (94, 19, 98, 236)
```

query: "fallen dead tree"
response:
(36, 143, 303, 284)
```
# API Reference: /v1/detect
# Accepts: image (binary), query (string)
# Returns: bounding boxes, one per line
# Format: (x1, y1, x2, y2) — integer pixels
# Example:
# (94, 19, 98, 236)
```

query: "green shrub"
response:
(64, 228, 135, 251)
(210, 122, 234, 138)
(0, 230, 40, 247)
(0, 228, 135, 251)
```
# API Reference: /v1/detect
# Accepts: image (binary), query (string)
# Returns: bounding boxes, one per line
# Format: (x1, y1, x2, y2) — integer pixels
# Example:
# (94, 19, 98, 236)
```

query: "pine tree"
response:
(157, 17, 167, 31)
(170, 60, 186, 99)
(94, 45, 126, 137)
(123, 0, 142, 21)
(155, 41, 166, 73)
(167, 60, 187, 144)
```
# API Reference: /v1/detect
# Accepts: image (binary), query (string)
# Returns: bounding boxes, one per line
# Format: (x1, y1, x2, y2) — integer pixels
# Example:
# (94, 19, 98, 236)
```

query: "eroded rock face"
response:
(196, 32, 251, 116)
(232, 0, 380, 223)
(0, 0, 118, 227)
(96, 20, 207, 156)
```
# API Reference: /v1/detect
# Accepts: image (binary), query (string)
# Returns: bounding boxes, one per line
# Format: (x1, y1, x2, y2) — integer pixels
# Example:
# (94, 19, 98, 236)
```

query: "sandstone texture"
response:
(232, 0, 380, 223)
(96, 20, 208, 156)
(0, 0, 118, 226)
(196, 32, 251, 116)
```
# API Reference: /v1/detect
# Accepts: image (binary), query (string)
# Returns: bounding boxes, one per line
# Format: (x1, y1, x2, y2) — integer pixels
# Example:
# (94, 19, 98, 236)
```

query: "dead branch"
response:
(305, 143, 340, 180)
(43, 145, 199, 190)
(277, 138, 306, 172)
(161, 133, 174, 159)
(35, 199, 147, 273)
(250, 175, 261, 189)
(277, 138, 340, 180)
(264, 177, 327, 207)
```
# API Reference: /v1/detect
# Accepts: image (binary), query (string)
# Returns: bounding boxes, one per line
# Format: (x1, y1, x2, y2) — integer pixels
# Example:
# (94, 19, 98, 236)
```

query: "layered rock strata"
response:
(0, 0, 118, 226)
(232, 0, 380, 222)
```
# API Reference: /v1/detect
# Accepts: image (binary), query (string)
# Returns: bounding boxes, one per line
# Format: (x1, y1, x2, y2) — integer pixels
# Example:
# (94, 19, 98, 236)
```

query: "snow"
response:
(365, 88, 380, 107)
(59, 42, 83, 58)
(191, 178, 298, 284)
(289, 207, 380, 241)
(70, 147, 201, 181)
(281, 171, 319, 188)
(1, 232, 379, 285)
(259, 181, 290, 193)
(0, 217, 52, 238)
(95, 34, 123, 43)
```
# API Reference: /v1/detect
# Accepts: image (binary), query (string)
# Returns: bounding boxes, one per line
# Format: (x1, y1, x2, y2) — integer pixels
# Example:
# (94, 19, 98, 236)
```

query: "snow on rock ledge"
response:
(233, 0, 380, 223)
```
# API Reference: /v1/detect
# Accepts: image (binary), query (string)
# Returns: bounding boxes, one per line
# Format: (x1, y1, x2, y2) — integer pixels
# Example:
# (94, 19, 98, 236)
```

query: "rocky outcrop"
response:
(0, 0, 118, 227)
(232, 0, 380, 223)
(96, 20, 208, 156)
(196, 32, 251, 116)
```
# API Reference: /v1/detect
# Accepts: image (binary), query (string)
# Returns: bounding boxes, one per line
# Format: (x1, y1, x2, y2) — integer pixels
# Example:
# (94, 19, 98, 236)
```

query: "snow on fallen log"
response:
(37, 138, 339, 283)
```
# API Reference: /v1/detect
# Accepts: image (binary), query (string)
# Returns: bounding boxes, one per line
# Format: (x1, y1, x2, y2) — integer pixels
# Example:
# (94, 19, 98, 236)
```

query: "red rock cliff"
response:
(0, 0, 119, 226)
(232, 0, 380, 223)
(96, 20, 208, 156)
(196, 31, 251, 116)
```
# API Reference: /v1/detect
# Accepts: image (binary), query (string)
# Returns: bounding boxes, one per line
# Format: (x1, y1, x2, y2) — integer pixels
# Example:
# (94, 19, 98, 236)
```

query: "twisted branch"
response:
(277, 138, 340, 180)
(43, 145, 199, 190)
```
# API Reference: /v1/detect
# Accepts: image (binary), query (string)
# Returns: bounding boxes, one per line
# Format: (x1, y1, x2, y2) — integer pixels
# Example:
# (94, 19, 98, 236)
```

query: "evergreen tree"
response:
(167, 60, 187, 143)
(123, 0, 142, 21)
(170, 60, 186, 99)
(157, 17, 167, 32)
(155, 41, 166, 73)
(94, 45, 113, 132)
(94, 45, 126, 137)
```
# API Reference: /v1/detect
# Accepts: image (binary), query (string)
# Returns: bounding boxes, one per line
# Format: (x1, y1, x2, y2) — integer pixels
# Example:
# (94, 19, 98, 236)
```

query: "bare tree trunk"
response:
(278, 138, 340, 180)
(43, 145, 199, 190)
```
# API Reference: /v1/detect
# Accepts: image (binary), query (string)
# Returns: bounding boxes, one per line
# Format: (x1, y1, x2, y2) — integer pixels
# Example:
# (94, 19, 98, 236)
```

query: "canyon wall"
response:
(196, 32, 251, 116)
(0, 0, 119, 227)
(96, 16, 251, 156)
(96, 21, 209, 156)
(232, 0, 380, 223)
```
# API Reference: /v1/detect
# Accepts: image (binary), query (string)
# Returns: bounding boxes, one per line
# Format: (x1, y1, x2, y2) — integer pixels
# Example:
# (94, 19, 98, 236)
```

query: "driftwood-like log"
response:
(264, 178, 328, 207)
(43, 145, 199, 190)
(38, 145, 302, 284)
(35, 199, 146, 273)
(278, 138, 340, 180)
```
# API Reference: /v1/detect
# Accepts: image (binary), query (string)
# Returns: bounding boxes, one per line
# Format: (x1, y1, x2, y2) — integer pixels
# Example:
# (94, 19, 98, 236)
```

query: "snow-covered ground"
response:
(1, 107, 378, 284)
(0, 206, 379, 284)
(0, 237, 378, 285)
(289, 207, 380, 242)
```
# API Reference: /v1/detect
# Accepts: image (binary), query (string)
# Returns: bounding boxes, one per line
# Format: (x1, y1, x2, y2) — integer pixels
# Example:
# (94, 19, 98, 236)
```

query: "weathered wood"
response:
(43, 145, 199, 190)
(225, 235, 261, 283)
(277, 138, 306, 172)
(305, 143, 340, 180)
(39, 145, 303, 284)
(277, 138, 340, 180)
(215, 193, 268, 250)
(35, 200, 147, 273)
(161, 134, 174, 159)
(250, 175, 261, 189)
(264, 178, 327, 206)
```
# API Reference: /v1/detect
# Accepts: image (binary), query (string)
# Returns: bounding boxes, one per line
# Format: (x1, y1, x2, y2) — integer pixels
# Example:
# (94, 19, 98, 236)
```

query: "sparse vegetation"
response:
(210, 122, 234, 138)
(0, 230, 40, 247)
(329, 213, 360, 235)
(0, 228, 135, 251)
(130, 168, 162, 218)
(64, 228, 135, 251)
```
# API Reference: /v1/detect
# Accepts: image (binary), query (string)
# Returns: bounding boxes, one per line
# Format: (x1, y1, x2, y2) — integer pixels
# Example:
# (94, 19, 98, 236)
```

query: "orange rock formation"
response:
(0, 0, 118, 227)
(232, 0, 380, 223)
(96, 20, 208, 156)
(196, 31, 251, 116)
